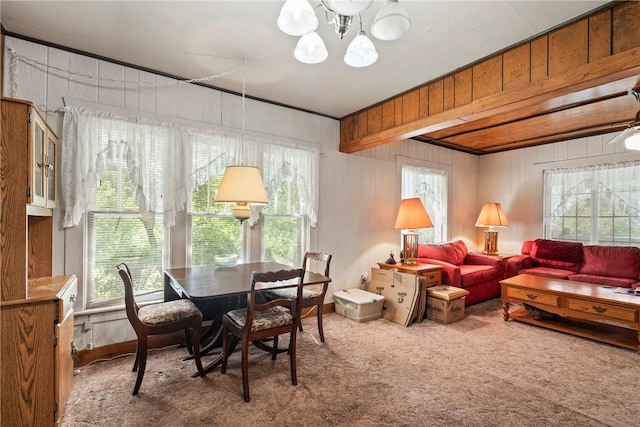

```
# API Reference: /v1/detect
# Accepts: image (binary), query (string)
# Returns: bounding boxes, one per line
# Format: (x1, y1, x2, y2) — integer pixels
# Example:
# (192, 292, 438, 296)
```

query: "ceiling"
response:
(1, 0, 613, 121)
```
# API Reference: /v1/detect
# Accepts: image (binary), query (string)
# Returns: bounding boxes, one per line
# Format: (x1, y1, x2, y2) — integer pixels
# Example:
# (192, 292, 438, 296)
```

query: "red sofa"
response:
(506, 239, 640, 289)
(417, 240, 504, 305)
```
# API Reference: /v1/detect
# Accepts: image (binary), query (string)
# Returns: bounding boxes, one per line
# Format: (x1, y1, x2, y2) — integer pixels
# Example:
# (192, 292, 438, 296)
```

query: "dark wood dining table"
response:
(164, 262, 331, 375)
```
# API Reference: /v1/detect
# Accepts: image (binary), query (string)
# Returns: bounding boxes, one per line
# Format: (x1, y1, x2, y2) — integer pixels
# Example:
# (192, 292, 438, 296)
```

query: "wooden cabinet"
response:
(1, 97, 56, 300)
(1, 97, 73, 425)
(1, 275, 77, 426)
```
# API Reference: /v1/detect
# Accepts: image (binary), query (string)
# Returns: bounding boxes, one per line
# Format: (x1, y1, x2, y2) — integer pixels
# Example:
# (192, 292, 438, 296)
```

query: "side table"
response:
(475, 253, 518, 278)
(376, 262, 442, 322)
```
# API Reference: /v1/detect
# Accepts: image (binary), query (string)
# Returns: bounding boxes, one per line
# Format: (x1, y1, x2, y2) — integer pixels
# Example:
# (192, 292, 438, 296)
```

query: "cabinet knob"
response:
(70, 294, 76, 303)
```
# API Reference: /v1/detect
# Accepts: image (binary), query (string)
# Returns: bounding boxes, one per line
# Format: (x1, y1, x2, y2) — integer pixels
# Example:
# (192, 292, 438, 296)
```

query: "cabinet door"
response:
(29, 111, 47, 206)
(55, 311, 75, 426)
(46, 130, 57, 208)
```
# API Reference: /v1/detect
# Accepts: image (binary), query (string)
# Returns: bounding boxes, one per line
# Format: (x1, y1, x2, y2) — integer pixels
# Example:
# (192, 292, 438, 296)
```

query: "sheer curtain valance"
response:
(61, 107, 191, 228)
(61, 106, 319, 228)
(543, 161, 640, 244)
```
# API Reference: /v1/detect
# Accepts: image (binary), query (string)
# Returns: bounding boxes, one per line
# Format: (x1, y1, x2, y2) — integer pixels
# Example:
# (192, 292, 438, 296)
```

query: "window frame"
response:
(397, 156, 450, 244)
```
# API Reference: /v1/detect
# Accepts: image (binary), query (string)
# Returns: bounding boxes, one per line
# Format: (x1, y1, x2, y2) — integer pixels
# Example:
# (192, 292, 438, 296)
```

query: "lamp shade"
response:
(326, 0, 373, 16)
(371, 0, 411, 41)
(607, 111, 640, 150)
(344, 31, 378, 67)
(624, 131, 640, 150)
(277, 0, 318, 36)
(294, 31, 328, 64)
(475, 203, 509, 228)
(215, 165, 268, 205)
(394, 198, 433, 230)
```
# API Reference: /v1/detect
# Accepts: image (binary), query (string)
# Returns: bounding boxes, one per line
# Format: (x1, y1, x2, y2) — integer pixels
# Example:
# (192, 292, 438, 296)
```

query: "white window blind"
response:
(543, 161, 640, 245)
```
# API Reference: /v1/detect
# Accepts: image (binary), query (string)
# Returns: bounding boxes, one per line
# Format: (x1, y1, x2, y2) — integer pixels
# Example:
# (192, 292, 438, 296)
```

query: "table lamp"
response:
(394, 198, 433, 264)
(475, 202, 508, 255)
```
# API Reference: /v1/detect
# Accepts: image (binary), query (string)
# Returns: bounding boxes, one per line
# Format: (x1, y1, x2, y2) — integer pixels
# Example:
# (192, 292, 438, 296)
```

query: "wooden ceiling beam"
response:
(339, 1, 640, 155)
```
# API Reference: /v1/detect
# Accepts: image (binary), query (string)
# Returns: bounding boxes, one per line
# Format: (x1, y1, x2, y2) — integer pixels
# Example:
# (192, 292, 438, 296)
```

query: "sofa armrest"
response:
(417, 258, 461, 286)
(464, 252, 504, 278)
(506, 255, 533, 277)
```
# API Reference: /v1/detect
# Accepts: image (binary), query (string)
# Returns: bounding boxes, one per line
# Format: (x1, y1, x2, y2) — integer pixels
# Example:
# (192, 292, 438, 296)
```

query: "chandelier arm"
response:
(320, 0, 334, 14)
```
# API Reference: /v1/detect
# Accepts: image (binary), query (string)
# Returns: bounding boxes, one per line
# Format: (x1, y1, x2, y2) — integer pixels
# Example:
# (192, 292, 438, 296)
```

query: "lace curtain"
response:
(61, 107, 191, 228)
(61, 106, 319, 228)
(401, 165, 448, 243)
(543, 161, 640, 243)
(261, 143, 319, 227)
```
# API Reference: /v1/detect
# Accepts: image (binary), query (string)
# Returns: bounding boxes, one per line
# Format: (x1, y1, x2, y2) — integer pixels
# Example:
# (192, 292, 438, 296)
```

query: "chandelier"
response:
(277, 0, 411, 68)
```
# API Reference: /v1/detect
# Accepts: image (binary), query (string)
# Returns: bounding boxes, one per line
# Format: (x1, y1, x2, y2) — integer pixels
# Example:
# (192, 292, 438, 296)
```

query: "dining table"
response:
(164, 261, 331, 375)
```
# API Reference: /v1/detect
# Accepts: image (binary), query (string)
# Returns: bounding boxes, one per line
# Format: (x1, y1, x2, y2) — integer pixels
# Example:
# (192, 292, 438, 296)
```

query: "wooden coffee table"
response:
(500, 274, 640, 352)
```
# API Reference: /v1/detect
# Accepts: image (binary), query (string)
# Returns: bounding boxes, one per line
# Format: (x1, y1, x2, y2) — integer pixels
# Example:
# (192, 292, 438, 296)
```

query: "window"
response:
(86, 131, 169, 308)
(187, 135, 244, 265)
(62, 107, 319, 310)
(400, 164, 448, 243)
(543, 161, 640, 245)
(185, 137, 317, 269)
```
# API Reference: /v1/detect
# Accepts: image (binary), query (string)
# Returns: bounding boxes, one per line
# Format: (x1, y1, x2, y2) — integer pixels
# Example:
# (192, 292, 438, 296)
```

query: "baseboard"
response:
(74, 332, 185, 367)
(75, 303, 336, 367)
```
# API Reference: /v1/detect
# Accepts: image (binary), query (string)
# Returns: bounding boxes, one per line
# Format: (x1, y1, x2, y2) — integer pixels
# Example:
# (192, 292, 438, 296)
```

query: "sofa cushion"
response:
(518, 266, 575, 280)
(568, 274, 637, 288)
(459, 265, 499, 288)
(531, 239, 582, 271)
(521, 240, 535, 255)
(579, 245, 640, 280)
(418, 240, 467, 266)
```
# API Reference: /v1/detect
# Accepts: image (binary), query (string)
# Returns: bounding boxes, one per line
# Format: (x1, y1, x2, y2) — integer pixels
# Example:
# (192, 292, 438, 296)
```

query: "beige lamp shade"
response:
(475, 202, 508, 255)
(475, 203, 508, 229)
(215, 165, 268, 222)
(394, 198, 432, 230)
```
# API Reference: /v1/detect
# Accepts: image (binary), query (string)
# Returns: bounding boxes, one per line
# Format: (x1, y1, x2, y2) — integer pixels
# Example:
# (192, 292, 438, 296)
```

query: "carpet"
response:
(62, 299, 640, 426)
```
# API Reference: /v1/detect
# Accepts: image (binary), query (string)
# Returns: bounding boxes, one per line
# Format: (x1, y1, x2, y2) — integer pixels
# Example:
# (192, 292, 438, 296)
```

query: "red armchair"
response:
(417, 240, 504, 305)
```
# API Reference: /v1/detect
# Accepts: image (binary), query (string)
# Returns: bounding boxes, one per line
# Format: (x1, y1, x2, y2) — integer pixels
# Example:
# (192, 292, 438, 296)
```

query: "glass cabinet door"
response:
(46, 134, 56, 207)
(30, 113, 46, 206)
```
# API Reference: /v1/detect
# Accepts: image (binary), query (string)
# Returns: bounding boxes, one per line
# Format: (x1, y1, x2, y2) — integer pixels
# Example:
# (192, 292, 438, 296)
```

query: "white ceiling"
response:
(1, 0, 611, 118)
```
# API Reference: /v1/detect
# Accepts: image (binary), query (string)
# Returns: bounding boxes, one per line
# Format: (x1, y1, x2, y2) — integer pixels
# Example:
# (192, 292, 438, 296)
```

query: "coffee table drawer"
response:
(567, 298, 638, 322)
(508, 288, 559, 307)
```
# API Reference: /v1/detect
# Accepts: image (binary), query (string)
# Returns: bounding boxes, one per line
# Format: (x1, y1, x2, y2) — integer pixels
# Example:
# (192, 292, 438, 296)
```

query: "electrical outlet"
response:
(83, 320, 92, 331)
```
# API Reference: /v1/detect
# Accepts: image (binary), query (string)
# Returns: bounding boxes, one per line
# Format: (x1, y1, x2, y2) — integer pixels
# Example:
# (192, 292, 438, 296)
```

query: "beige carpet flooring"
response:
(62, 299, 640, 426)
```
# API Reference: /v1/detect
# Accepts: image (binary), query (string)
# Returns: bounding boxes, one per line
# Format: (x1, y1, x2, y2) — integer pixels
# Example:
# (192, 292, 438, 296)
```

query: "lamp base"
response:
(402, 232, 419, 264)
(483, 230, 499, 255)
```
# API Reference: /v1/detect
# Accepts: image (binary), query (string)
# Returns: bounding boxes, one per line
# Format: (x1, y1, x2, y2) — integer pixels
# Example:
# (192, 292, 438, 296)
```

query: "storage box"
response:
(426, 296, 466, 324)
(427, 285, 469, 301)
(368, 268, 420, 326)
(333, 289, 385, 322)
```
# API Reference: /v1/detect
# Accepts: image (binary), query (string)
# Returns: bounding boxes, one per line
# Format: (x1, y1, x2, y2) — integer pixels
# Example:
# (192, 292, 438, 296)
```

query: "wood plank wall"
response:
(340, 1, 640, 153)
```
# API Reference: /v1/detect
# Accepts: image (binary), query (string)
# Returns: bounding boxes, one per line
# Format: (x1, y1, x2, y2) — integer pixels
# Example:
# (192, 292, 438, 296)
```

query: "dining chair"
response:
(221, 268, 305, 402)
(116, 263, 206, 395)
(267, 252, 332, 341)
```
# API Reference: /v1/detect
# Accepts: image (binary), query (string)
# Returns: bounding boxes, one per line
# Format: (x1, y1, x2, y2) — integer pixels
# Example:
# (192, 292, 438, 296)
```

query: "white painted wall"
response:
(7, 36, 636, 349)
(3, 37, 480, 348)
